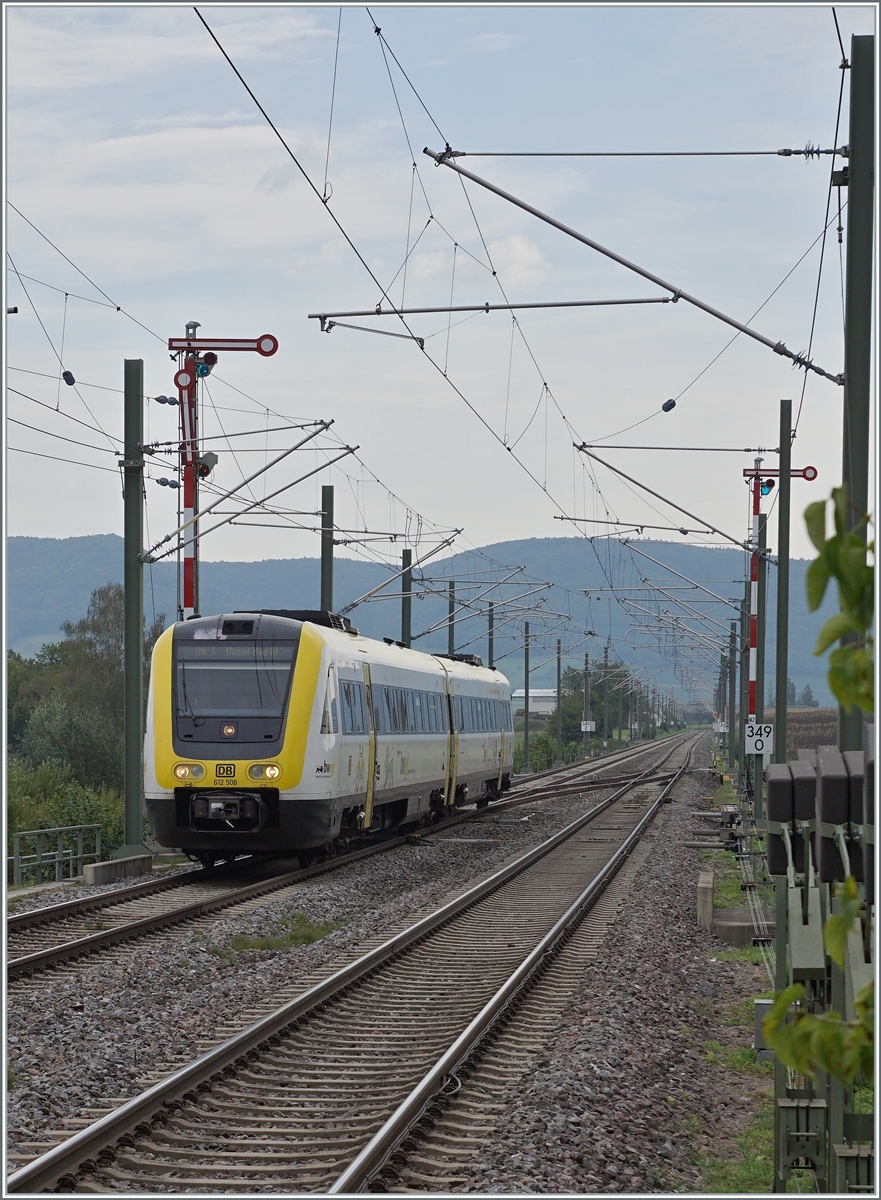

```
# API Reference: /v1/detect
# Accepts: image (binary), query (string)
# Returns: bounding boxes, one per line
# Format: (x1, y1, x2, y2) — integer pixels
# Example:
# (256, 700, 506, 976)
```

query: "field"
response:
(764, 708, 838, 761)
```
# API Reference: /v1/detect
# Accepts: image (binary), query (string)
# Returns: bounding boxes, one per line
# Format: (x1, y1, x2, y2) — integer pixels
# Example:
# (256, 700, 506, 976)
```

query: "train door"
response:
(445, 677, 458, 807)
(362, 663, 377, 830)
(497, 694, 505, 792)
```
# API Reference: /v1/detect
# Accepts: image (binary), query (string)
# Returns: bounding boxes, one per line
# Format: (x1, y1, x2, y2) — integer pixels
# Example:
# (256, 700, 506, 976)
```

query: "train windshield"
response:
(175, 641, 299, 718)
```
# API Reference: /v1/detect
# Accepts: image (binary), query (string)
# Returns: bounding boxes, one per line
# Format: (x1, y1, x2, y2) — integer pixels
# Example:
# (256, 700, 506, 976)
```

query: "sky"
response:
(4, 2, 877, 595)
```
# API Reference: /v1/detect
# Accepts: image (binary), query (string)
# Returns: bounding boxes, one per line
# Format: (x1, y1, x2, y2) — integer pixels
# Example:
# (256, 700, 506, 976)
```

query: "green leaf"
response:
(804, 499, 828, 553)
(828, 646, 875, 714)
(823, 877, 861, 968)
(805, 555, 832, 612)
(815, 610, 859, 655)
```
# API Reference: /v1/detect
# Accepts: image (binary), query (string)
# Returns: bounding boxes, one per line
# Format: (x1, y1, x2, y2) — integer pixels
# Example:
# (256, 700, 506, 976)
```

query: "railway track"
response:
(7, 733, 699, 1194)
(7, 734, 689, 983)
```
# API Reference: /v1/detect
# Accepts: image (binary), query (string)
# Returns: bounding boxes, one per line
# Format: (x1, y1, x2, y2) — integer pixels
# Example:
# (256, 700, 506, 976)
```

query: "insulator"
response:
(62, 370, 75, 386)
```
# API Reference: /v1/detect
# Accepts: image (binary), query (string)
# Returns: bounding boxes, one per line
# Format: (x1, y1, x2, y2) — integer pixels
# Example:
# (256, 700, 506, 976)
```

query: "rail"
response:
(6, 734, 697, 1193)
(329, 736, 697, 1191)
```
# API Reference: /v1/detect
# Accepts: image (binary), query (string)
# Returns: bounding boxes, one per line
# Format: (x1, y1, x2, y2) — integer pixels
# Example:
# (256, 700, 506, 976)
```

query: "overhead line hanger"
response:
(310, 297, 671, 323)
(446, 145, 846, 158)
(424, 146, 843, 385)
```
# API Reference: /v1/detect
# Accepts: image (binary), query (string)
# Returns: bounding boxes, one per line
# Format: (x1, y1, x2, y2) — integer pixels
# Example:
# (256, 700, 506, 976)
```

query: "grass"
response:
(699, 849, 745, 909)
(206, 911, 340, 959)
(724, 990, 774, 1030)
(716, 946, 767, 966)
(7, 1063, 16, 1092)
(698, 1092, 774, 1192)
(704, 1040, 771, 1076)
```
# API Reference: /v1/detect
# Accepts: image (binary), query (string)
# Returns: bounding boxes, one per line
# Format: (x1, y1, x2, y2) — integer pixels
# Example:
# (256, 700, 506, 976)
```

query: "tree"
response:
(797, 684, 819, 709)
(15, 583, 165, 791)
(787, 677, 797, 705)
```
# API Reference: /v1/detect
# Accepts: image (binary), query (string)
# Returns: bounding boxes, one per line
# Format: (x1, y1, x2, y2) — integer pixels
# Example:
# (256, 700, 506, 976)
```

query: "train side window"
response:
(341, 681, 366, 735)
(427, 693, 438, 733)
(413, 691, 424, 733)
(320, 674, 334, 734)
(405, 689, 416, 734)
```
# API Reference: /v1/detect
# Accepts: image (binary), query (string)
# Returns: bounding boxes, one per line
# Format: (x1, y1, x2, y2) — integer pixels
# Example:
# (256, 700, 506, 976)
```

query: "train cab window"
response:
(175, 640, 297, 718)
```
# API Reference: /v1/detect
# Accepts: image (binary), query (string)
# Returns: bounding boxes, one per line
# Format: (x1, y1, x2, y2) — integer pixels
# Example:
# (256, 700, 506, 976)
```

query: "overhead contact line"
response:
(424, 146, 844, 386)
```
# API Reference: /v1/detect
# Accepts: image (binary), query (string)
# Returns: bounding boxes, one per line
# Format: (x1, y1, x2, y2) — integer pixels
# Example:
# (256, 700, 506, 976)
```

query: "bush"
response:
(7, 755, 126, 859)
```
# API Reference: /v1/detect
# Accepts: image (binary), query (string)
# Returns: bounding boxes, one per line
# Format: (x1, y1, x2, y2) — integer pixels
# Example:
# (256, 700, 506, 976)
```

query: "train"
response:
(144, 610, 515, 866)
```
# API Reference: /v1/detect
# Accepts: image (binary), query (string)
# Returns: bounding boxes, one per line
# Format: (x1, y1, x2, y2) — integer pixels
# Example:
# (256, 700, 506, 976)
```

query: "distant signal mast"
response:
(168, 323, 279, 618)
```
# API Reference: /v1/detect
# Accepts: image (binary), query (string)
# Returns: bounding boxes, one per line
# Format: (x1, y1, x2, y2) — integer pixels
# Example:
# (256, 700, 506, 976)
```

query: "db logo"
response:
(216, 764, 236, 778)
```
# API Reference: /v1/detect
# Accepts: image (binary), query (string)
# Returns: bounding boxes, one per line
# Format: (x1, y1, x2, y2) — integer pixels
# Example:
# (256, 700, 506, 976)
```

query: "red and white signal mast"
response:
(168, 322, 279, 619)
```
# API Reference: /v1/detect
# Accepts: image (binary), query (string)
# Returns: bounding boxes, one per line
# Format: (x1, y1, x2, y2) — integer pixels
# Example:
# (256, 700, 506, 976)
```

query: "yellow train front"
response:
(145, 610, 514, 866)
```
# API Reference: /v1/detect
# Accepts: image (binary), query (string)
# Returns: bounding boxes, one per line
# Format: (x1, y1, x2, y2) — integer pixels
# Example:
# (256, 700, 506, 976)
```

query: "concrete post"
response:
(401, 548, 412, 648)
(839, 34, 874, 752)
(320, 484, 334, 612)
(523, 621, 530, 771)
(774, 399, 792, 764)
(116, 360, 150, 859)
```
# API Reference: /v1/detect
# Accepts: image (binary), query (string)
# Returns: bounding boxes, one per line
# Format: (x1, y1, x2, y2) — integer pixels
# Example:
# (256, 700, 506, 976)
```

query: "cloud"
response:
(5, 7, 333, 92)
(257, 164, 298, 194)
(486, 235, 548, 288)
(464, 33, 526, 55)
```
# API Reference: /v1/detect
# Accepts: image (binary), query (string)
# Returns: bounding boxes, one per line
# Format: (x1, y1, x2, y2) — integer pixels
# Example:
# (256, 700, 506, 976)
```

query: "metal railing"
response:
(8, 825, 102, 887)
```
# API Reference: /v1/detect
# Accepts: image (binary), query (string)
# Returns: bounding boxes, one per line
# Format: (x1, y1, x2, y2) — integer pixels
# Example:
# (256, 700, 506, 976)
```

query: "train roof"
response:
(173, 612, 509, 686)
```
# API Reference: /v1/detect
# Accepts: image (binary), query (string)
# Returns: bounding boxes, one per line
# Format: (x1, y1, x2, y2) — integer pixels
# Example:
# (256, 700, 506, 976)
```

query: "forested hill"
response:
(7, 534, 836, 704)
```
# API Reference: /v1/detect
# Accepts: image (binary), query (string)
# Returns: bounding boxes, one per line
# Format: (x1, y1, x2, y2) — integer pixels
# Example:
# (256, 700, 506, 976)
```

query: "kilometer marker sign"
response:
(745, 723, 774, 755)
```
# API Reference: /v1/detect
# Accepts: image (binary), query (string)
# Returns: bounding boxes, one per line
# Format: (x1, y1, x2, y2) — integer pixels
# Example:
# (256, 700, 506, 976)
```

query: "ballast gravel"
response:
(7, 738, 766, 1195)
(458, 737, 772, 1194)
(7, 754, 660, 1159)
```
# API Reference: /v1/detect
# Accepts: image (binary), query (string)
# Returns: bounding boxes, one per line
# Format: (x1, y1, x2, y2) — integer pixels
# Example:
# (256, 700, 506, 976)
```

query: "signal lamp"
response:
(198, 451, 219, 478)
(760, 479, 775, 496)
(173, 762, 205, 780)
(248, 763, 281, 781)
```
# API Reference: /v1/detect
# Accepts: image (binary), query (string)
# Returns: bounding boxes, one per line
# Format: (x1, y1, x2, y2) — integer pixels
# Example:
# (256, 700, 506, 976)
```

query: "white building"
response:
(511, 688, 557, 716)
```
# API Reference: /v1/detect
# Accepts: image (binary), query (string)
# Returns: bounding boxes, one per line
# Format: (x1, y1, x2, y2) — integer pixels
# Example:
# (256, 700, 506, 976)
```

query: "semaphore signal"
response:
(168, 321, 278, 619)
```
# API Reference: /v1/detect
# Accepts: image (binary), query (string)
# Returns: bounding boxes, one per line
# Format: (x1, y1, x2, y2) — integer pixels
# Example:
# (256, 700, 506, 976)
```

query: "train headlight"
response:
(173, 763, 205, 780)
(248, 763, 280, 781)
